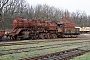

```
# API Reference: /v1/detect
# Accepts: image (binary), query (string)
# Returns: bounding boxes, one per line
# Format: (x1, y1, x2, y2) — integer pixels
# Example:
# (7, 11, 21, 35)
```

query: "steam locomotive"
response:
(6, 17, 79, 40)
(0, 17, 80, 41)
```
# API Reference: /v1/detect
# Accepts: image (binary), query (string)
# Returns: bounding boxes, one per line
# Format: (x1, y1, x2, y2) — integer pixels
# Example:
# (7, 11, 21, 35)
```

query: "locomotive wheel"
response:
(45, 33, 50, 39)
(39, 33, 45, 39)
(54, 34, 57, 38)
(50, 34, 54, 39)
(31, 36, 36, 40)
(53, 34, 56, 38)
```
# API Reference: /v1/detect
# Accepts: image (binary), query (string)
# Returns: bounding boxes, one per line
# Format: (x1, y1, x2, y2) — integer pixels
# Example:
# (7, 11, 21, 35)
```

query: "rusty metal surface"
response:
(13, 17, 47, 29)
(7, 17, 79, 40)
(0, 30, 5, 36)
(57, 22, 75, 28)
(12, 17, 58, 29)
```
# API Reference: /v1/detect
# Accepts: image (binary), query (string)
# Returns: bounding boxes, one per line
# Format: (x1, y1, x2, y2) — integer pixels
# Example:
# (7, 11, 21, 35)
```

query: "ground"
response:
(0, 34, 90, 60)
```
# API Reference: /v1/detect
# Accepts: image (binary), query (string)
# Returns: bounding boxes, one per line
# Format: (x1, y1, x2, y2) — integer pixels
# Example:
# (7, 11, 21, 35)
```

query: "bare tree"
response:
(71, 11, 86, 27)
(0, 0, 9, 22)
(0, 0, 29, 29)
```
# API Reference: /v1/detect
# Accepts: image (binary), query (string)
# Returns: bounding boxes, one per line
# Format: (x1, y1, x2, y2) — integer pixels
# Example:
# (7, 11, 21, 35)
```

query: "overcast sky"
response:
(26, 0, 90, 15)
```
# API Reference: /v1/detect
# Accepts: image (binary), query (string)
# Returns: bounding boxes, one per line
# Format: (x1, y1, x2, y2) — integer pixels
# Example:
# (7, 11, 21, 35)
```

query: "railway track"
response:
(0, 40, 90, 57)
(0, 39, 90, 60)
(19, 48, 90, 60)
(0, 38, 83, 46)
(0, 38, 89, 46)
(0, 42, 37, 46)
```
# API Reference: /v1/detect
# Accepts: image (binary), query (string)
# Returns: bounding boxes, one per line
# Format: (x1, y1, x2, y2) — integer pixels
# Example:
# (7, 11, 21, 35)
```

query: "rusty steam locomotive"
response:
(2, 17, 79, 40)
(0, 16, 80, 41)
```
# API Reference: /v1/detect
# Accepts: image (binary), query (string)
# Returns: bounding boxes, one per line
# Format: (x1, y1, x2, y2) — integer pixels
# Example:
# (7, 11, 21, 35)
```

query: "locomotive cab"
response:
(56, 22, 79, 38)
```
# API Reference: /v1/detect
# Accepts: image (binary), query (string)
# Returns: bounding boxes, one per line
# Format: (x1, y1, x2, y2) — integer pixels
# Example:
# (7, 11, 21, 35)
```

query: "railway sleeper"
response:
(19, 48, 90, 60)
